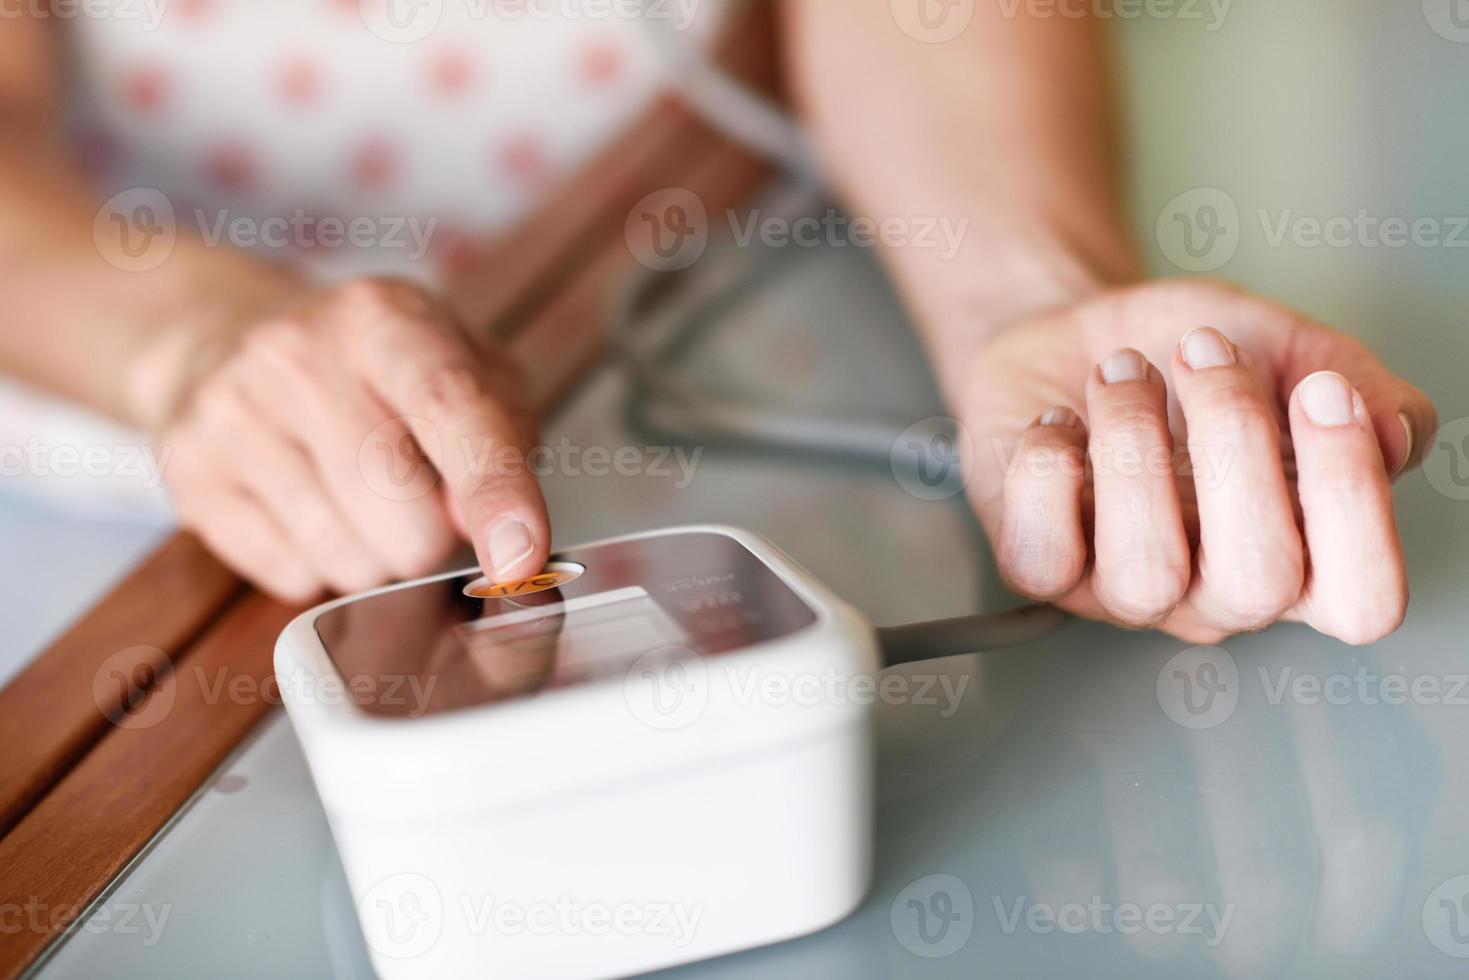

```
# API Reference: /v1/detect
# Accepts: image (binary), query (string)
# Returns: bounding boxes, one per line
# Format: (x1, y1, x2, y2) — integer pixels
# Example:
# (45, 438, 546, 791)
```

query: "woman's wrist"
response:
(121, 255, 310, 432)
(894, 220, 1140, 407)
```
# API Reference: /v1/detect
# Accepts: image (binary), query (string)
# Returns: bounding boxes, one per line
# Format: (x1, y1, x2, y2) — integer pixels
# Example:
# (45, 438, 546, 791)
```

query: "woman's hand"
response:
(152, 277, 550, 604)
(957, 280, 1436, 645)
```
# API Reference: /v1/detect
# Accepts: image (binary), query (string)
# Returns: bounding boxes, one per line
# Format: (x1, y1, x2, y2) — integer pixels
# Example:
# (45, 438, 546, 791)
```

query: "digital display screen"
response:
(313, 532, 817, 717)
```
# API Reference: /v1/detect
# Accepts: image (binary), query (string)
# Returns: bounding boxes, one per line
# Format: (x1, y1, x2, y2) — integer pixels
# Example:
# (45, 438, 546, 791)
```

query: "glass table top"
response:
(20, 4, 1469, 974)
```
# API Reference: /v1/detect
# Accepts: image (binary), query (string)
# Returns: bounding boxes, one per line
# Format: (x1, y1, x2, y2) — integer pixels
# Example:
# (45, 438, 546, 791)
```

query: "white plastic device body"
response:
(274, 525, 879, 980)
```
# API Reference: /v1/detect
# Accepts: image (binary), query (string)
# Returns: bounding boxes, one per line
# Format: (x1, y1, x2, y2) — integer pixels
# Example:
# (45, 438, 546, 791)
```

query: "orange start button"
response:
(462, 561, 586, 600)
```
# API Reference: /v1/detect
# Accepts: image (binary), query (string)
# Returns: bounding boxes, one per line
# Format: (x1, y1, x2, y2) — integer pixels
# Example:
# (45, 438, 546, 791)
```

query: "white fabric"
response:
(64, 0, 729, 282)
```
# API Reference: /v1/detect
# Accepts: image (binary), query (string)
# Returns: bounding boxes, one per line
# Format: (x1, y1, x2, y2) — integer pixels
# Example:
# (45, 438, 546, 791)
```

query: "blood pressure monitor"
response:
(276, 525, 880, 980)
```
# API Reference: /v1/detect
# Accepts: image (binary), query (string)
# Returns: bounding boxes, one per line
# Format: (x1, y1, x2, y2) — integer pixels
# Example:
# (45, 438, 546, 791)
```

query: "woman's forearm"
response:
(781, 0, 1142, 390)
(0, 125, 304, 430)
(0, 14, 303, 430)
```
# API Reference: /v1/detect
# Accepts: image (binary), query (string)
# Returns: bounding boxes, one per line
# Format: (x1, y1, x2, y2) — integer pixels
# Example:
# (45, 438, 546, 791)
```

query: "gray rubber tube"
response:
(876, 605, 1069, 667)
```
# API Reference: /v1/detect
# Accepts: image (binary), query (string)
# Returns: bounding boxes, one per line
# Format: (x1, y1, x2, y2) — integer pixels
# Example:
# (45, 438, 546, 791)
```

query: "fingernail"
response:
(1180, 327, 1237, 369)
(1040, 406, 1081, 428)
(487, 517, 536, 579)
(1100, 349, 1149, 384)
(1395, 412, 1414, 474)
(1299, 371, 1356, 427)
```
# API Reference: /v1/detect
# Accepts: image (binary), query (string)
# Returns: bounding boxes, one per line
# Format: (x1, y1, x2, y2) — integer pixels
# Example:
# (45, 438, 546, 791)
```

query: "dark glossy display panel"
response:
(313, 532, 816, 717)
